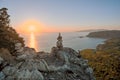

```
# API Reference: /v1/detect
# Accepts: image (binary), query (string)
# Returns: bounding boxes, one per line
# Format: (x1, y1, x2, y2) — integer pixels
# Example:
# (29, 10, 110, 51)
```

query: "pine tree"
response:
(0, 8, 24, 53)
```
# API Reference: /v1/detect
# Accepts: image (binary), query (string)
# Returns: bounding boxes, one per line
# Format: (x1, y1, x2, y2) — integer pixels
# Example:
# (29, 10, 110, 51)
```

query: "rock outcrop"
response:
(0, 33, 95, 80)
(56, 33, 63, 50)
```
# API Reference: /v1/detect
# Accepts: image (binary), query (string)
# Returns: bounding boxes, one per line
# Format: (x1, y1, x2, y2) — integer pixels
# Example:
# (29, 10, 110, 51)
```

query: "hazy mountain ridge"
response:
(87, 30, 120, 39)
(77, 29, 107, 32)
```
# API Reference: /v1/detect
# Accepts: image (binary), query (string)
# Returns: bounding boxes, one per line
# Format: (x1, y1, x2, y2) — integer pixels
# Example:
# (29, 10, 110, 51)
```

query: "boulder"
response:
(13, 69, 44, 80)
(0, 48, 16, 65)
(0, 57, 4, 64)
(2, 66, 17, 76)
(19, 59, 49, 72)
(15, 43, 24, 53)
(15, 47, 36, 61)
(0, 72, 5, 80)
(85, 67, 93, 74)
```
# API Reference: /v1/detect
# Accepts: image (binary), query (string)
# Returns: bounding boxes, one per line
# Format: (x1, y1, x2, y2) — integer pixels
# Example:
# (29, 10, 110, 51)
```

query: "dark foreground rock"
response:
(0, 46, 95, 80)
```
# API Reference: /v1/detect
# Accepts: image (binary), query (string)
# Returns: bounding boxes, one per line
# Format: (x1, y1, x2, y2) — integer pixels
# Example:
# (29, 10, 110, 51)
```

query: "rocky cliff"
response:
(0, 45, 95, 80)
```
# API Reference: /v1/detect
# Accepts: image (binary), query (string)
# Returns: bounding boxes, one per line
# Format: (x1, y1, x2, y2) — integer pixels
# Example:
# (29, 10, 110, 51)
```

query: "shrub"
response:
(0, 8, 24, 53)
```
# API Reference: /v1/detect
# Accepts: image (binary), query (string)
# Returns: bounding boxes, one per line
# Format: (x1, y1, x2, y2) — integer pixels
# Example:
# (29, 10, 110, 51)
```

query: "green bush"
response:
(80, 39, 120, 80)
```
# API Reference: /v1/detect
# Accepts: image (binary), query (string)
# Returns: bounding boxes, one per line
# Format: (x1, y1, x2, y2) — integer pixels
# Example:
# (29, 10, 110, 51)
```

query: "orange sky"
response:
(15, 19, 120, 34)
(15, 20, 73, 34)
(15, 19, 88, 34)
(2, 0, 120, 33)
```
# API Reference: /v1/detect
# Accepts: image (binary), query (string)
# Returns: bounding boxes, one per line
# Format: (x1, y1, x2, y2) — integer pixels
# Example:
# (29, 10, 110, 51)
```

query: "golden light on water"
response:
(15, 19, 44, 51)
(30, 32, 35, 48)
(29, 25, 38, 51)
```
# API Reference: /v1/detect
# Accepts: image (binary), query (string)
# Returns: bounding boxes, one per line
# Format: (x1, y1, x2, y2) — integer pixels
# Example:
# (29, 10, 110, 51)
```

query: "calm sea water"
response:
(21, 32, 105, 52)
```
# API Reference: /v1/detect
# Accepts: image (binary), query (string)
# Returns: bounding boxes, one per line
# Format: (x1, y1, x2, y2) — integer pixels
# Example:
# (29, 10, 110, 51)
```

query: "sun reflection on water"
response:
(29, 32, 38, 51)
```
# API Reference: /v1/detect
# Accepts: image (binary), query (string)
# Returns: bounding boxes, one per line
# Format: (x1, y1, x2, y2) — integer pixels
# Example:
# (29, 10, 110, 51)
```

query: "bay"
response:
(21, 32, 105, 52)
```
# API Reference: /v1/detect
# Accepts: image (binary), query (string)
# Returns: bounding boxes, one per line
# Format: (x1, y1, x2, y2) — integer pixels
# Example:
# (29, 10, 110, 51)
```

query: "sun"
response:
(16, 19, 44, 34)
(29, 25, 36, 32)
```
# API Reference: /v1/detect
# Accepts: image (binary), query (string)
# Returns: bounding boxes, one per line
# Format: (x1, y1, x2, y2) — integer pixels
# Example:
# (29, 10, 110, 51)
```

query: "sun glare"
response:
(16, 19, 44, 34)
(29, 25, 36, 32)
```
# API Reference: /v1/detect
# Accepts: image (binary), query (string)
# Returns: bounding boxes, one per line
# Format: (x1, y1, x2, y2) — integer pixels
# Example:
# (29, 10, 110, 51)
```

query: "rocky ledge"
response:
(0, 33, 95, 80)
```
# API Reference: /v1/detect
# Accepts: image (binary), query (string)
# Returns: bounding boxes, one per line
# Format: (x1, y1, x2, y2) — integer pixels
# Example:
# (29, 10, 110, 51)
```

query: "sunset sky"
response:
(0, 0, 120, 33)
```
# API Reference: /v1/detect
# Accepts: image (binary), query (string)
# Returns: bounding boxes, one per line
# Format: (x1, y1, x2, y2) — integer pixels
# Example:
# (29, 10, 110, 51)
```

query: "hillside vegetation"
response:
(80, 38, 120, 80)
(87, 30, 120, 39)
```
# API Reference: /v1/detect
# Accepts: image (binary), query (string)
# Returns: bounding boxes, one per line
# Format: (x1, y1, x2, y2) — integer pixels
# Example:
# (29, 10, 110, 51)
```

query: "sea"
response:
(21, 32, 105, 52)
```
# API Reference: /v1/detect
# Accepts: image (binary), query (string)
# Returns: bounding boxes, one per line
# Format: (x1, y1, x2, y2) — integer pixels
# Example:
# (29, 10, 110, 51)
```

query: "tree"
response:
(0, 8, 24, 53)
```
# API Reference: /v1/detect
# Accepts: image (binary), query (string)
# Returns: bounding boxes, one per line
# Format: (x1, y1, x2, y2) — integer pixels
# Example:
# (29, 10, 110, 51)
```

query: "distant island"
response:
(77, 29, 107, 32)
(87, 30, 120, 39)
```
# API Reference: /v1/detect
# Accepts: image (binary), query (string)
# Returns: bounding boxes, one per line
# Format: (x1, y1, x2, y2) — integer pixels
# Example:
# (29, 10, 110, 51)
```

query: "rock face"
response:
(0, 34, 95, 80)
